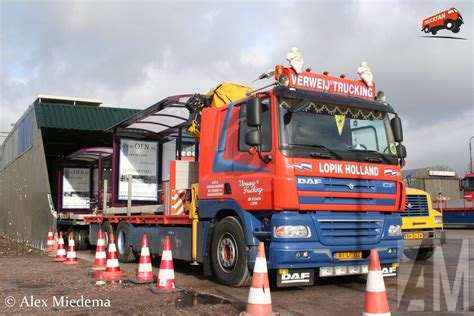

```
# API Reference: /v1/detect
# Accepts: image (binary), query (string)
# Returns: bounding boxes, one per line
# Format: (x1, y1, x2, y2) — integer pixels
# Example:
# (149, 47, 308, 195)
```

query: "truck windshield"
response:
(278, 97, 398, 163)
(463, 177, 474, 191)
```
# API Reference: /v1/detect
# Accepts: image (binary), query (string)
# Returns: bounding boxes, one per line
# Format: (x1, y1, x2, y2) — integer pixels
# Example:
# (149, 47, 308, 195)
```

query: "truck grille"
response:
(316, 219, 383, 245)
(402, 195, 429, 217)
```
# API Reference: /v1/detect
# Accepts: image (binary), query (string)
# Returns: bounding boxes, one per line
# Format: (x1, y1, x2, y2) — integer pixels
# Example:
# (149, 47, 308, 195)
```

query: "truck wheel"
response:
(76, 229, 89, 250)
(431, 29, 437, 35)
(102, 221, 114, 249)
(444, 20, 454, 30)
(423, 26, 429, 33)
(211, 217, 250, 287)
(404, 248, 434, 261)
(452, 27, 460, 33)
(66, 228, 88, 250)
(116, 221, 136, 263)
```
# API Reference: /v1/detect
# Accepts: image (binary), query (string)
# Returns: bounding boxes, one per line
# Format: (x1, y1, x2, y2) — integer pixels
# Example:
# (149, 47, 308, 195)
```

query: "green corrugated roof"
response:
(34, 102, 140, 131)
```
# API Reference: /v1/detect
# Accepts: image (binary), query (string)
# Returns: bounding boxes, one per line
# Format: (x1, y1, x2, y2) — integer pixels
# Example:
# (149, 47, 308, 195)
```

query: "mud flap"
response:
(276, 269, 314, 287)
(382, 264, 397, 277)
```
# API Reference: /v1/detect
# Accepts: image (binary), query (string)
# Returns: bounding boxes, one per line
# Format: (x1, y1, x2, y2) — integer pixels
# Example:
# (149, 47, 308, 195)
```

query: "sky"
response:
(0, 0, 473, 174)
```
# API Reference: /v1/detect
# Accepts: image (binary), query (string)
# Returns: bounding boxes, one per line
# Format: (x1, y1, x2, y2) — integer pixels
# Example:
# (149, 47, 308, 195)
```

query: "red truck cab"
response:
(462, 173, 474, 202)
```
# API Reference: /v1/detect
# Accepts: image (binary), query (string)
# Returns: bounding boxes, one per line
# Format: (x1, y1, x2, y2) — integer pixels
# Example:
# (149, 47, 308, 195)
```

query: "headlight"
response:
(388, 225, 402, 236)
(434, 216, 443, 224)
(274, 225, 311, 238)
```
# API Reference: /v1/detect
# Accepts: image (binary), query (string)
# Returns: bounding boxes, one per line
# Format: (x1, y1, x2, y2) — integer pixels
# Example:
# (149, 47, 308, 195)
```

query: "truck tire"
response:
(444, 20, 454, 30)
(404, 248, 434, 261)
(76, 229, 89, 250)
(102, 221, 114, 249)
(116, 221, 136, 263)
(211, 217, 250, 287)
(66, 228, 88, 250)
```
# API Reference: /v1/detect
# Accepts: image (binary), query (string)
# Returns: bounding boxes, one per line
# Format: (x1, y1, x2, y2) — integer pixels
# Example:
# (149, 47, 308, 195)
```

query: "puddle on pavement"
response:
(175, 292, 231, 308)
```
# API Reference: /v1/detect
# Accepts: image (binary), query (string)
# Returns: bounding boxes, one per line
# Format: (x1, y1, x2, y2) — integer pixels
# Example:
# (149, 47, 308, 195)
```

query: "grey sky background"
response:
(1, 0, 473, 174)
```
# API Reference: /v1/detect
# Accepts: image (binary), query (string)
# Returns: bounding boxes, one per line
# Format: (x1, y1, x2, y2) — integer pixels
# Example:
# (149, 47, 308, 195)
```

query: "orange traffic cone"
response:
(64, 232, 79, 265)
(98, 233, 124, 280)
(54, 233, 67, 262)
(92, 229, 107, 270)
(49, 231, 59, 257)
(45, 228, 54, 252)
(150, 235, 182, 293)
(130, 235, 155, 283)
(363, 249, 391, 316)
(241, 242, 274, 316)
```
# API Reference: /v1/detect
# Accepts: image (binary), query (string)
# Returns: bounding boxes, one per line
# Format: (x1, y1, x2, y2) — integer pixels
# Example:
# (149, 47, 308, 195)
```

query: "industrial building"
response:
(403, 165, 463, 203)
(0, 96, 138, 248)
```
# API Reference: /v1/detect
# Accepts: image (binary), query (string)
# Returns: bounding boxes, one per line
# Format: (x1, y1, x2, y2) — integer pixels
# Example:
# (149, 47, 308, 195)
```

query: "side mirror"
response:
(396, 144, 407, 159)
(391, 117, 403, 142)
(245, 130, 262, 146)
(246, 97, 262, 127)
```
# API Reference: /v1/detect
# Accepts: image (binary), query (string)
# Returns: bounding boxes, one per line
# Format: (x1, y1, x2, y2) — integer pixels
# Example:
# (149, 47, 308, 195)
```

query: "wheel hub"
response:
(218, 235, 237, 271)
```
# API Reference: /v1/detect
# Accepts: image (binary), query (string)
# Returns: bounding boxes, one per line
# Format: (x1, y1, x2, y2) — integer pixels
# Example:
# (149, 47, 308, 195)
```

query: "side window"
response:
(238, 99, 272, 152)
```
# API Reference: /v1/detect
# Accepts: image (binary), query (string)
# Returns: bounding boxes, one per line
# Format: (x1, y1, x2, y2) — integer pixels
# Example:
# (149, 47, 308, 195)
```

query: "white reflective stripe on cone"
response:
(108, 244, 117, 252)
(362, 312, 391, 316)
(97, 239, 105, 246)
(158, 269, 175, 280)
(253, 257, 268, 273)
(69, 241, 75, 247)
(366, 270, 386, 292)
(95, 252, 107, 259)
(57, 249, 66, 255)
(141, 247, 150, 256)
(161, 250, 173, 261)
(47, 240, 53, 245)
(107, 259, 119, 267)
(247, 287, 272, 305)
(139, 264, 153, 272)
(67, 252, 76, 258)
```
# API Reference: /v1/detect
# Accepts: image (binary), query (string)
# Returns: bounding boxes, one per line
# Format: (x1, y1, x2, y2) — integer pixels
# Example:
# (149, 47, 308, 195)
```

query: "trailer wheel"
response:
(116, 221, 136, 263)
(102, 221, 114, 249)
(66, 228, 88, 250)
(211, 217, 250, 287)
(404, 248, 434, 261)
(76, 229, 89, 250)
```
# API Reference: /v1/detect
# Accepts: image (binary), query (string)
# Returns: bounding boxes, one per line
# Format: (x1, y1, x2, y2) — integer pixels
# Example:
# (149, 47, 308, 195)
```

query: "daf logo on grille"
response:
(346, 183, 355, 190)
(407, 203, 413, 209)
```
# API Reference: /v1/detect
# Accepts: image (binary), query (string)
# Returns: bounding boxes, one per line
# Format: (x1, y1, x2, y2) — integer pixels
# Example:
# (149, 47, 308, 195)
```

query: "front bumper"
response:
(403, 230, 446, 249)
(268, 239, 403, 269)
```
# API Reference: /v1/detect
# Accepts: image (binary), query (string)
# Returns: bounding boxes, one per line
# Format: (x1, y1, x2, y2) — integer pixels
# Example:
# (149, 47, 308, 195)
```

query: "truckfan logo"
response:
(421, 7, 464, 36)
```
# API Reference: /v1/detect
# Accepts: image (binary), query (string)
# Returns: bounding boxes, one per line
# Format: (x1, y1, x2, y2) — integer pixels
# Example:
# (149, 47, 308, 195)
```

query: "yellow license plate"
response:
(335, 251, 362, 260)
(405, 232, 424, 240)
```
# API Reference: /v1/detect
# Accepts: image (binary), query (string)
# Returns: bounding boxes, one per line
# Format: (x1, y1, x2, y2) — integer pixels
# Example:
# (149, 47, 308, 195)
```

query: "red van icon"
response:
(421, 8, 464, 35)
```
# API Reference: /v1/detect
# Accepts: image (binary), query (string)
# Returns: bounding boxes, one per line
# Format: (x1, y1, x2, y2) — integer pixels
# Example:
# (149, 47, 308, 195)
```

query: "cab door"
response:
(230, 98, 274, 210)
